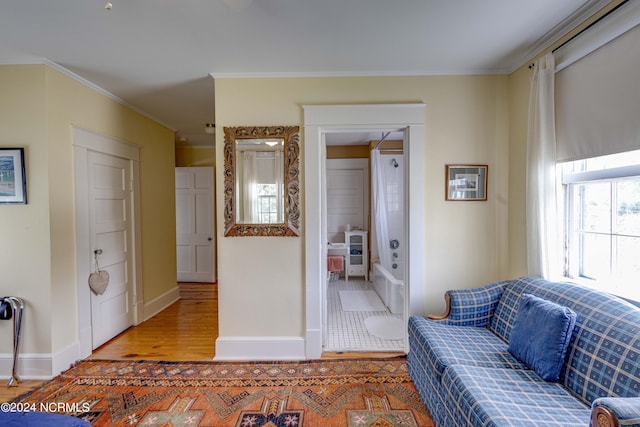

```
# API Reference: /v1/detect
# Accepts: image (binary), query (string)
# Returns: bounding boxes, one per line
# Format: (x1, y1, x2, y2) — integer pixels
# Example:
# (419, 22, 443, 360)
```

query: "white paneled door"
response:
(175, 167, 216, 283)
(326, 159, 369, 243)
(88, 151, 134, 349)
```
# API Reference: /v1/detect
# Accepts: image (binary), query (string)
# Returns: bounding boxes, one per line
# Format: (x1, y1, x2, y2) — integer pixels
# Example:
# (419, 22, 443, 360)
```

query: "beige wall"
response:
(215, 75, 510, 341)
(0, 64, 176, 362)
(0, 66, 53, 355)
(175, 145, 215, 167)
(507, 66, 530, 278)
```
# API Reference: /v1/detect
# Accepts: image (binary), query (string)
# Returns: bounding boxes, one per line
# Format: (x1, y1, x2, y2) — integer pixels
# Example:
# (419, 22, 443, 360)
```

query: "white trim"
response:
(51, 342, 80, 377)
(0, 341, 82, 379)
(143, 286, 181, 322)
(405, 125, 427, 321)
(72, 126, 140, 160)
(73, 126, 143, 357)
(511, 0, 611, 72)
(131, 159, 144, 323)
(211, 69, 507, 78)
(563, 164, 640, 184)
(0, 59, 175, 130)
(214, 337, 306, 361)
(46, 61, 175, 131)
(74, 142, 93, 360)
(555, 1, 640, 72)
(0, 353, 55, 380)
(303, 104, 426, 358)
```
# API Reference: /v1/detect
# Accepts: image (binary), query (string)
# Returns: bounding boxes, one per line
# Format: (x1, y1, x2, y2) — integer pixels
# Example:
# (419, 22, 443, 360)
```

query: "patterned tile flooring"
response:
(325, 278, 404, 352)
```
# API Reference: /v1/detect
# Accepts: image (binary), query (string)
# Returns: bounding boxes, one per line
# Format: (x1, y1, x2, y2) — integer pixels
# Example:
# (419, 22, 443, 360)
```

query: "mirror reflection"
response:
(235, 138, 284, 224)
(223, 126, 300, 237)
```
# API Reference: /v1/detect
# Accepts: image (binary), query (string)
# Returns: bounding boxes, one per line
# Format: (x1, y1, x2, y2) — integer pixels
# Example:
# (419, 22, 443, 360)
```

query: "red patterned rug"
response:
(13, 358, 434, 426)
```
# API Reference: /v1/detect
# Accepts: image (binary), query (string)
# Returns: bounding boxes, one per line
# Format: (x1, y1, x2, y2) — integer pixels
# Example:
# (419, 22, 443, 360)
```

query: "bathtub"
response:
(372, 262, 404, 315)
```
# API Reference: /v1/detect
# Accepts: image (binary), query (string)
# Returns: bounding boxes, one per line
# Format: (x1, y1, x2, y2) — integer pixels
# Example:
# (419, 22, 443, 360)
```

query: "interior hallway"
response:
(90, 283, 218, 361)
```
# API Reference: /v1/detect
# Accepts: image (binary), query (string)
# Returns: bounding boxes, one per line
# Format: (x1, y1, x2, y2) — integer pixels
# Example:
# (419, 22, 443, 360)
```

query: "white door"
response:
(175, 167, 216, 282)
(326, 159, 369, 243)
(88, 151, 135, 349)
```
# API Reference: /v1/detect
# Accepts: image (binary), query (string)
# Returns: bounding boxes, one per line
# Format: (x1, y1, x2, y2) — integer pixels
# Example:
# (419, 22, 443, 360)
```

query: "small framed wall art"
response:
(0, 148, 27, 204)
(445, 164, 488, 201)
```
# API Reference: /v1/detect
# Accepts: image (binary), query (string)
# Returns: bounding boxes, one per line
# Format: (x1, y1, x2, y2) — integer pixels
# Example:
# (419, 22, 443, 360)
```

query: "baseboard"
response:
(305, 328, 322, 359)
(143, 286, 180, 321)
(0, 353, 53, 380)
(214, 336, 306, 361)
(0, 340, 87, 380)
(0, 287, 180, 381)
(52, 341, 82, 377)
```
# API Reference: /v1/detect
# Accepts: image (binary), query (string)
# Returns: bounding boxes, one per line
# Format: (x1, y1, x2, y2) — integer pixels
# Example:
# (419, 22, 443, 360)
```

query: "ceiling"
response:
(0, 0, 608, 147)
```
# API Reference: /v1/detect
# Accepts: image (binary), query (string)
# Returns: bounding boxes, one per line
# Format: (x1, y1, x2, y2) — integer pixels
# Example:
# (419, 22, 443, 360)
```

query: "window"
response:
(256, 183, 279, 224)
(560, 150, 640, 301)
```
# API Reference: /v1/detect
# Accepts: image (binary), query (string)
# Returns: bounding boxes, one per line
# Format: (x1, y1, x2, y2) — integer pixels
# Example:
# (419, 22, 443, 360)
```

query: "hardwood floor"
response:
(0, 283, 218, 403)
(1, 281, 402, 402)
(90, 299, 217, 361)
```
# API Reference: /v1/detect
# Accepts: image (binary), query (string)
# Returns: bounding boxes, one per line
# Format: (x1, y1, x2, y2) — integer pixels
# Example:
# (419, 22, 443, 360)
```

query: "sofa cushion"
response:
(408, 317, 526, 379)
(508, 294, 577, 381)
(489, 276, 640, 405)
(443, 280, 509, 327)
(442, 364, 590, 426)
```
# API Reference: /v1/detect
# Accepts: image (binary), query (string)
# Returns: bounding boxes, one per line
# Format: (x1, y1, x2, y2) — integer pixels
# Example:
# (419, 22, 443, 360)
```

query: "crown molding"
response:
(509, 0, 613, 72)
(10, 58, 178, 131)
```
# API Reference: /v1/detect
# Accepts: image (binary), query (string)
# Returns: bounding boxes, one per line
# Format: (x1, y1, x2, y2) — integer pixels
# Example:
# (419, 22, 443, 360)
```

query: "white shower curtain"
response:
(371, 149, 392, 273)
(526, 52, 561, 279)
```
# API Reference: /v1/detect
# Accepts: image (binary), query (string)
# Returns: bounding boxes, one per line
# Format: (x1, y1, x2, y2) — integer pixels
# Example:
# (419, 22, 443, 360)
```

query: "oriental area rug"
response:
(13, 358, 434, 427)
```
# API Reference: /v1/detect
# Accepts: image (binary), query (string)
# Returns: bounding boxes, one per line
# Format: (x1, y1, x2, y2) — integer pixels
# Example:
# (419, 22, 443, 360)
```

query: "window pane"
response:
(615, 236, 640, 301)
(580, 182, 611, 233)
(616, 236, 640, 279)
(581, 233, 611, 279)
(617, 179, 640, 235)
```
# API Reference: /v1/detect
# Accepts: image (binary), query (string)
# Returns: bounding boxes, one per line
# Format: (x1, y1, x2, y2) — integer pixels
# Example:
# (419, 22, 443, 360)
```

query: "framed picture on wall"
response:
(445, 164, 487, 201)
(0, 148, 27, 204)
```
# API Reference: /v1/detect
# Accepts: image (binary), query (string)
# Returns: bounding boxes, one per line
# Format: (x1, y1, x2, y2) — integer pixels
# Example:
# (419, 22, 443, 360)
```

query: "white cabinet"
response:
(345, 231, 368, 281)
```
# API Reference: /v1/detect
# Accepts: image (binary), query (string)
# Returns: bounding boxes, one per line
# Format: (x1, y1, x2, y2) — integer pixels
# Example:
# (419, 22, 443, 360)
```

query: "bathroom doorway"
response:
(323, 132, 406, 352)
(303, 103, 426, 359)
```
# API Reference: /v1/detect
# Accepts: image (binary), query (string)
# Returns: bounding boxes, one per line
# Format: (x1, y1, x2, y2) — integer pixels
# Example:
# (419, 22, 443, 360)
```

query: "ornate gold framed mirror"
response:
(223, 126, 300, 237)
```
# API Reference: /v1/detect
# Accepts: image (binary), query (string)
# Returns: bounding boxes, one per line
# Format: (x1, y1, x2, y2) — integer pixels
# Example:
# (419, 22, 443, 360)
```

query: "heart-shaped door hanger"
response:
(89, 249, 110, 295)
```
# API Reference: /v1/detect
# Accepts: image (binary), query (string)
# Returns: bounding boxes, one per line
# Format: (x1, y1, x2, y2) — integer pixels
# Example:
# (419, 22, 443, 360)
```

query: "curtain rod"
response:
(373, 132, 391, 150)
(553, 0, 628, 53)
(529, 0, 629, 69)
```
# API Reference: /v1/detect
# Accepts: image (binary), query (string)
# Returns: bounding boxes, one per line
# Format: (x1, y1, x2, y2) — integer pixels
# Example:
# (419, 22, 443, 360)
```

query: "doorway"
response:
(175, 167, 216, 283)
(324, 137, 407, 352)
(303, 104, 426, 359)
(73, 126, 143, 358)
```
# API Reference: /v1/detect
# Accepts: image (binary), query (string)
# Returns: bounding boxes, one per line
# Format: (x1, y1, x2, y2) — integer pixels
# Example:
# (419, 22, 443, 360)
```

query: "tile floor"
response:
(325, 278, 404, 352)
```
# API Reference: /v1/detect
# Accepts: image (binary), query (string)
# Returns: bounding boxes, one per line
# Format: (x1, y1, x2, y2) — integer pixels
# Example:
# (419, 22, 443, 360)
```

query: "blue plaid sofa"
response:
(407, 276, 640, 427)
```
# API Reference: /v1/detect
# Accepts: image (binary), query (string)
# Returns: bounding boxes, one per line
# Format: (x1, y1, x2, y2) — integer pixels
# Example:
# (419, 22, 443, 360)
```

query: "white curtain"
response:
(371, 149, 392, 273)
(274, 150, 284, 223)
(242, 151, 259, 223)
(526, 52, 561, 279)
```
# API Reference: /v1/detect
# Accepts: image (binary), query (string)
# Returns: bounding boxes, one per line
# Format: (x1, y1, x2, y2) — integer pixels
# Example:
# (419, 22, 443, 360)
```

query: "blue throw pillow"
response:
(508, 293, 577, 381)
